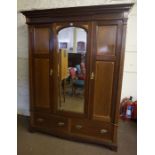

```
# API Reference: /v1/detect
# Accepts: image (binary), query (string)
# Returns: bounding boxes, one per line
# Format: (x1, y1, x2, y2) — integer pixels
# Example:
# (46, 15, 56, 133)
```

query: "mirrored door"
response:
(57, 26, 88, 113)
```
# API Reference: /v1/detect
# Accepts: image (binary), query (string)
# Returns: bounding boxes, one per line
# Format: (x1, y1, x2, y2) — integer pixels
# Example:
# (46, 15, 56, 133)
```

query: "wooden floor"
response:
(17, 116, 137, 155)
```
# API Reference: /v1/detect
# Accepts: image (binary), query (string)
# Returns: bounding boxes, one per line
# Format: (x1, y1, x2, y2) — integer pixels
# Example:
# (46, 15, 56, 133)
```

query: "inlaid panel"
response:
(34, 58, 50, 107)
(93, 61, 114, 122)
(34, 27, 50, 53)
(97, 26, 117, 56)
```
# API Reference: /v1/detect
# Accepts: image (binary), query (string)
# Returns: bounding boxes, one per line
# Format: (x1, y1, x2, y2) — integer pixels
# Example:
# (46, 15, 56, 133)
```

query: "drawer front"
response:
(33, 113, 51, 129)
(71, 119, 113, 140)
(50, 115, 69, 131)
(33, 113, 69, 132)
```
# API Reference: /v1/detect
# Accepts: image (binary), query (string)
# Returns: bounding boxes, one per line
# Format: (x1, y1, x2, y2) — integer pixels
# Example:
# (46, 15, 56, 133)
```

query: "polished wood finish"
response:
(34, 27, 50, 54)
(21, 3, 134, 151)
(71, 118, 112, 140)
(93, 61, 114, 122)
(33, 112, 69, 132)
(33, 58, 50, 108)
(21, 4, 133, 24)
(97, 25, 117, 56)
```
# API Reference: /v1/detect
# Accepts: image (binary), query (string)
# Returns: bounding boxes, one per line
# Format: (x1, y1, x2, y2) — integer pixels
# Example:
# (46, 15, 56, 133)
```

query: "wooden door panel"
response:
(33, 58, 50, 108)
(34, 27, 50, 54)
(93, 61, 114, 122)
(97, 25, 117, 56)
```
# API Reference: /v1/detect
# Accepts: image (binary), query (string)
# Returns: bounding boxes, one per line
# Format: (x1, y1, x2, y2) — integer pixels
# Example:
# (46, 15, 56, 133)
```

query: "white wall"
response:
(122, 4, 137, 100)
(17, 0, 136, 116)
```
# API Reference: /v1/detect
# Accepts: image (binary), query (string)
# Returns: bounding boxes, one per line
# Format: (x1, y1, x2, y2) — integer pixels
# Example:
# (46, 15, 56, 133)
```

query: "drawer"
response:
(33, 113, 51, 129)
(71, 119, 112, 140)
(50, 115, 69, 132)
(33, 113, 69, 132)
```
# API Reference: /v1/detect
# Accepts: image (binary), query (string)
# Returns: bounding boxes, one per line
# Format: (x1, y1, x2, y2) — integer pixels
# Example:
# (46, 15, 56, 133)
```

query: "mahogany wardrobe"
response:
(21, 3, 133, 151)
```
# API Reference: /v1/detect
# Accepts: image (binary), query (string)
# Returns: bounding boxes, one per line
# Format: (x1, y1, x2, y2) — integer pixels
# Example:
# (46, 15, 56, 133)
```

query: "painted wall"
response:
(17, 0, 137, 116)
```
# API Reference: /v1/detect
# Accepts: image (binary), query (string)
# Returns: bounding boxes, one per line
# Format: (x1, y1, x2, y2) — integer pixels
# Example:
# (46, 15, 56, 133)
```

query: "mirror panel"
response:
(57, 27, 87, 113)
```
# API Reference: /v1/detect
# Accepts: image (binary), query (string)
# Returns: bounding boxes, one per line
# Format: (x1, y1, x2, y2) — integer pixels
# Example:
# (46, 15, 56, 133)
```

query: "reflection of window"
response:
(77, 41, 85, 52)
(58, 27, 86, 54)
(59, 42, 67, 49)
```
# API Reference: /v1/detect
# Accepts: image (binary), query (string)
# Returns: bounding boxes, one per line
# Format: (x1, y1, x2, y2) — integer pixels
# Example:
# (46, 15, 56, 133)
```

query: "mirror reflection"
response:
(57, 27, 87, 113)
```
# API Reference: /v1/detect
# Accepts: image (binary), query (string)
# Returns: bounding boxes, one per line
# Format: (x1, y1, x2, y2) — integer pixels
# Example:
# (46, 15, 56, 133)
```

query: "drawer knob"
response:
(57, 122, 65, 127)
(100, 129, 108, 134)
(75, 124, 83, 129)
(37, 118, 44, 122)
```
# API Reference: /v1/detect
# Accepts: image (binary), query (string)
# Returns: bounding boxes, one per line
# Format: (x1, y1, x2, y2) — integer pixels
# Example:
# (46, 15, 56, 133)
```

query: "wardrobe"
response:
(21, 3, 133, 150)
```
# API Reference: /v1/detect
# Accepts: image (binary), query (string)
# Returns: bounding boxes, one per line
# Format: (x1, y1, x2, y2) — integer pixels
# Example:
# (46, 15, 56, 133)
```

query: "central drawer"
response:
(71, 119, 113, 140)
(33, 113, 69, 132)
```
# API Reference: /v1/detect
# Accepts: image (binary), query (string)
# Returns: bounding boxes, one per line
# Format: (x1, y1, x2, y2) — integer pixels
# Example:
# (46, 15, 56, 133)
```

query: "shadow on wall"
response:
(17, 12, 30, 115)
(17, 22, 28, 58)
(17, 57, 29, 116)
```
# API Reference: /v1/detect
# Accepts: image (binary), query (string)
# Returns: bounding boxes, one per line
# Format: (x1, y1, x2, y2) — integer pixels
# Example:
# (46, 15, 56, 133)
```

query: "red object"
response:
(124, 99, 133, 119)
(131, 101, 137, 120)
(78, 75, 85, 80)
(120, 97, 137, 120)
(77, 62, 86, 80)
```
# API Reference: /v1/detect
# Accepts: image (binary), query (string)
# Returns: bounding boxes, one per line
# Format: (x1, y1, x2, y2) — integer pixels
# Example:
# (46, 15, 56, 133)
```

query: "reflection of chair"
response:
(69, 64, 85, 95)
(69, 67, 77, 95)
(72, 80, 84, 95)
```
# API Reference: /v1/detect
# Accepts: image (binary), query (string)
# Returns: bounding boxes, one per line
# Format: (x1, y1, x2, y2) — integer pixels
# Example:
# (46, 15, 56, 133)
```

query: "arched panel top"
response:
(56, 23, 88, 34)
